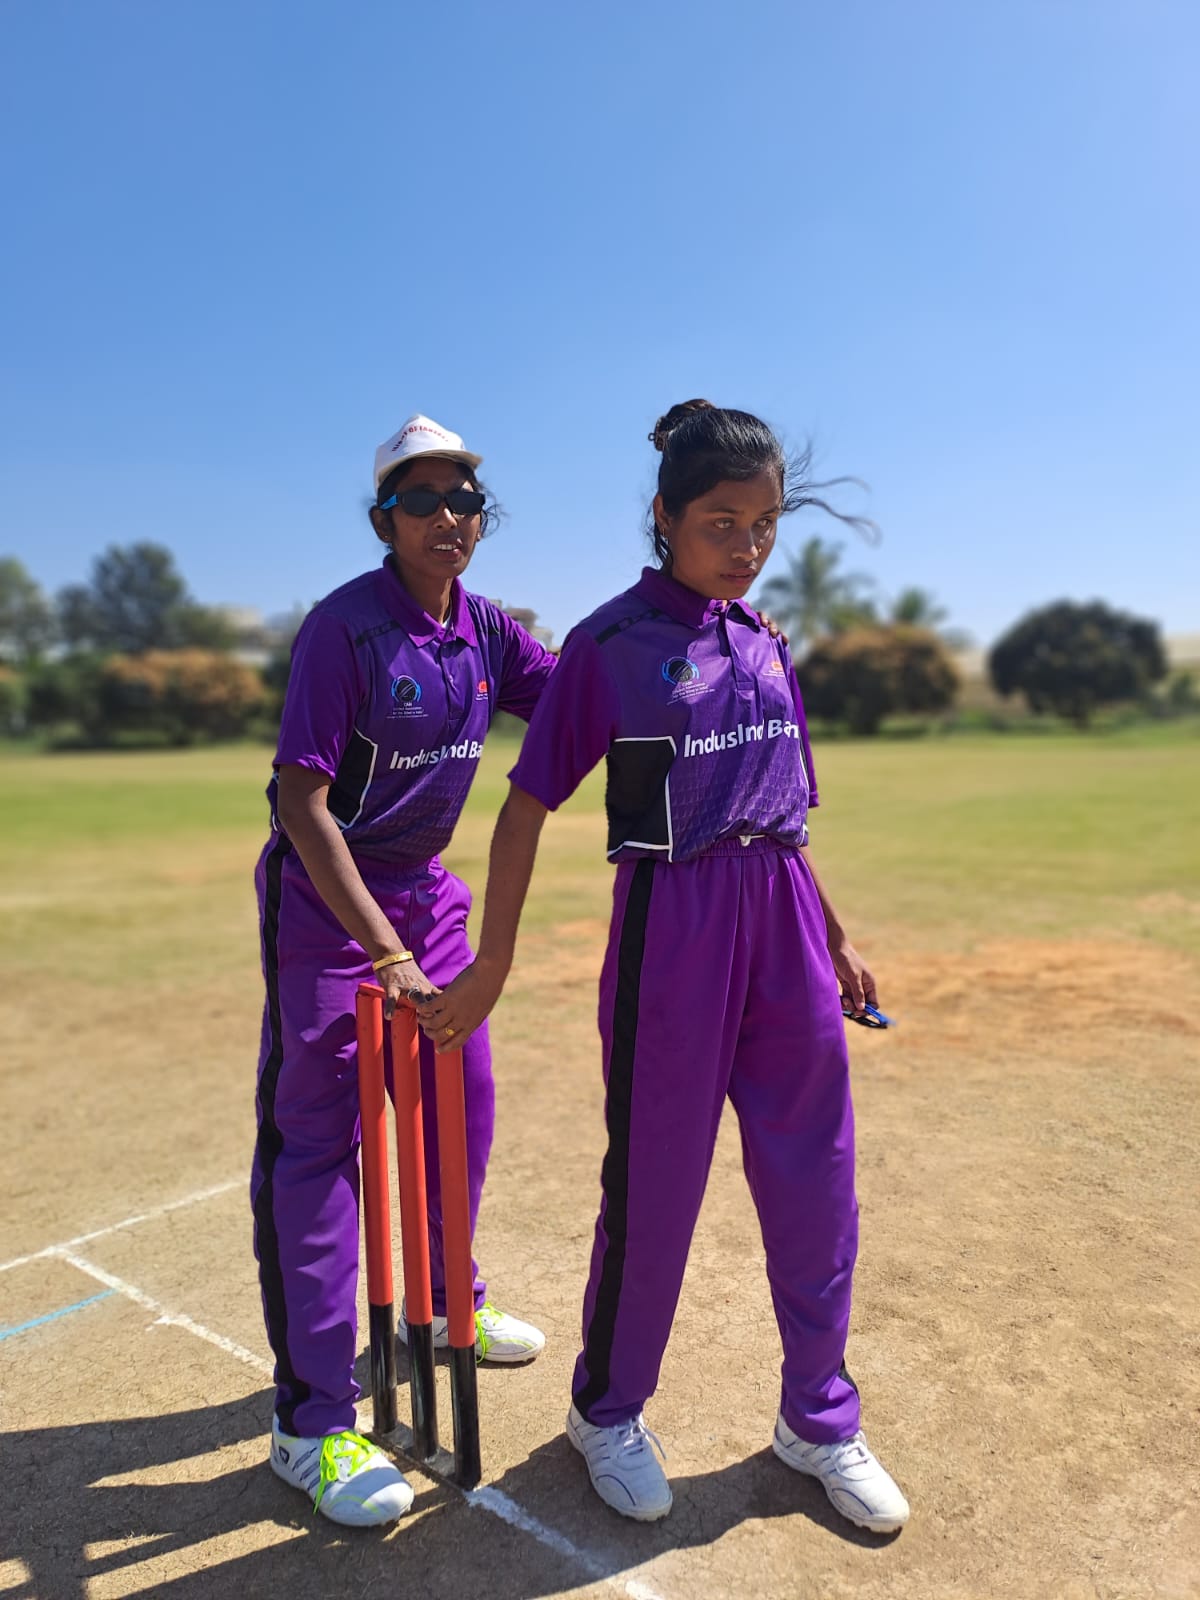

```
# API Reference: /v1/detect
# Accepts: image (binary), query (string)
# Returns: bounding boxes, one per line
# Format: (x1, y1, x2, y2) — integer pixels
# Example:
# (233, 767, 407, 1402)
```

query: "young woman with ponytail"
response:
(418, 401, 909, 1533)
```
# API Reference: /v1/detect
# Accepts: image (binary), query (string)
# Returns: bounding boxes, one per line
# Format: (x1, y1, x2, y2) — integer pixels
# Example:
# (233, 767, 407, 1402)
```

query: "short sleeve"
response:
(494, 609, 558, 722)
(785, 646, 819, 808)
(509, 628, 619, 810)
(275, 611, 367, 780)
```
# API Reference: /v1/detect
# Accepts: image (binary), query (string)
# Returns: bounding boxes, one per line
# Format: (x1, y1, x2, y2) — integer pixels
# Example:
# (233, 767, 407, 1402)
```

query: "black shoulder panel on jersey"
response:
(353, 619, 407, 649)
(605, 736, 675, 854)
(594, 608, 668, 648)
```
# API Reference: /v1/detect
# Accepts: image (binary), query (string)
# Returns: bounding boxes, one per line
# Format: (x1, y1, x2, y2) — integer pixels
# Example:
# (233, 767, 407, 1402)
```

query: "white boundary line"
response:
(54, 1249, 274, 1376)
(5, 1180, 670, 1600)
(0, 1179, 243, 1274)
(469, 1486, 668, 1599)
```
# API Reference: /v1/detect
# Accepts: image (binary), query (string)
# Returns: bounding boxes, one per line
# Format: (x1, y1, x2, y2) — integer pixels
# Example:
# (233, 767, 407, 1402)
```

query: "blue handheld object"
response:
(841, 1001, 895, 1029)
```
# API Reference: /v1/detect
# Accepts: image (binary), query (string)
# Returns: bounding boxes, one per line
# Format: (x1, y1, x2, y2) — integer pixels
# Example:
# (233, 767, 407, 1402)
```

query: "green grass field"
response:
(2, 726, 1197, 986)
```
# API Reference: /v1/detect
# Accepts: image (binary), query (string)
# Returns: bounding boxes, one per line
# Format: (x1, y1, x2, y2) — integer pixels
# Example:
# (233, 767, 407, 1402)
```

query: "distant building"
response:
(494, 602, 555, 649)
(214, 604, 307, 668)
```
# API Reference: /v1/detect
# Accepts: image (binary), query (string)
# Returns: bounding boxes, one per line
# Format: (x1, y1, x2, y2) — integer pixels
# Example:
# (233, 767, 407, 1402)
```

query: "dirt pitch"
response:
(2, 750, 1199, 1600)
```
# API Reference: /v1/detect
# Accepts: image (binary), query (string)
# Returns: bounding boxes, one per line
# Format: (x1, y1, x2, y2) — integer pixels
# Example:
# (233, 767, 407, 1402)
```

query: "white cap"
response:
(373, 414, 483, 493)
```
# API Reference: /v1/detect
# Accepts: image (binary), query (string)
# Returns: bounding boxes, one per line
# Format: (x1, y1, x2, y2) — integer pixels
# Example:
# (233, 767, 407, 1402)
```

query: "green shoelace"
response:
(313, 1429, 377, 1512)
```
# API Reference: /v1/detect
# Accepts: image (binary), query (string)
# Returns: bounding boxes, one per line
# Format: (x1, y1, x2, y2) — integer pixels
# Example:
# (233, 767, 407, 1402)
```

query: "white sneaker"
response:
(566, 1403, 673, 1522)
(400, 1299, 545, 1364)
(773, 1415, 909, 1533)
(270, 1419, 414, 1526)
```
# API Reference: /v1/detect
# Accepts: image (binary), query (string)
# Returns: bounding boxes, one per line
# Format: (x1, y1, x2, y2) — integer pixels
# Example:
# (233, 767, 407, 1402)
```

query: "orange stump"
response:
(435, 1047, 482, 1487)
(354, 985, 396, 1436)
(355, 981, 481, 1487)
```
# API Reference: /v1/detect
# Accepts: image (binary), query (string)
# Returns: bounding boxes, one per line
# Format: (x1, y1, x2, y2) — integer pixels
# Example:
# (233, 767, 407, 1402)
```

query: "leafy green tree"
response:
(889, 586, 966, 646)
(988, 600, 1167, 726)
(885, 585, 972, 651)
(171, 602, 238, 651)
(260, 606, 309, 720)
(0, 557, 57, 662)
(755, 538, 876, 652)
(56, 543, 232, 654)
(1165, 670, 1198, 713)
(57, 544, 186, 653)
(889, 586, 948, 628)
(24, 655, 103, 735)
(0, 664, 24, 732)
(798, 626, 960, 735)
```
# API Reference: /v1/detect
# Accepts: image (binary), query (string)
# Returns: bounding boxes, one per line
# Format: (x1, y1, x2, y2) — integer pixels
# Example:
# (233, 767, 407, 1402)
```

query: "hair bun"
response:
(649, 398, 715, 452)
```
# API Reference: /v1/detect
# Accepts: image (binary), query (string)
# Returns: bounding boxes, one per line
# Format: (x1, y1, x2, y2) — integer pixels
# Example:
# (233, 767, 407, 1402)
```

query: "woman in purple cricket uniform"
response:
(254, 414, 556, 1527)
(419, 401, 910, 1533)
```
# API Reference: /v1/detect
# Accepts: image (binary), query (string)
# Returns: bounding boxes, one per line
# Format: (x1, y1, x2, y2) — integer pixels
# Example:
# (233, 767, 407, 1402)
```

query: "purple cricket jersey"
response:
(511, 566, 819, 861)
(271, 557, 556, 864)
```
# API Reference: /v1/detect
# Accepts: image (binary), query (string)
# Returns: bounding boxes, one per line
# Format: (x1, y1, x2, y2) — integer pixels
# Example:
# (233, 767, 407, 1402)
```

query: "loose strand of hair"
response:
(782, 446, 880, 545)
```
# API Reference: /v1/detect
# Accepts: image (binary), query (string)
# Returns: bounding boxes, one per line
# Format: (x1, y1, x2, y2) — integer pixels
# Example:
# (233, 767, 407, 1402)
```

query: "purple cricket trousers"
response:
(251, 835, 494, 1439)
(572, 842, 861, 1444)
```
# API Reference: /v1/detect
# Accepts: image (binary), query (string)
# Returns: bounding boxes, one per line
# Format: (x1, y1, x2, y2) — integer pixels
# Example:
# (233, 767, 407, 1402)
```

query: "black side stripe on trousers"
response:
(251, 833, 310, 1431)
(574, 857, 656, 1421)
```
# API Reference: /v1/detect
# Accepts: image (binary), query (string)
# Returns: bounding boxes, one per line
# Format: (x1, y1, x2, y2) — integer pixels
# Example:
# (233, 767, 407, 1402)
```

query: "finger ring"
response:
(444, 1026, 456, 1039)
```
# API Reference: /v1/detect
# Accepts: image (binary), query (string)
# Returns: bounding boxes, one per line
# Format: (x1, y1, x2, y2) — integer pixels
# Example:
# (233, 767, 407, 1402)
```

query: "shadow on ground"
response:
(3, 1357, 890, 1600)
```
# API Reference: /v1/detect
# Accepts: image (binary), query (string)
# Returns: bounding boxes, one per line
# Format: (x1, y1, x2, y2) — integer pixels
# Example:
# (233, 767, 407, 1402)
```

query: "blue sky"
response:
(2, 0, 1197, 648)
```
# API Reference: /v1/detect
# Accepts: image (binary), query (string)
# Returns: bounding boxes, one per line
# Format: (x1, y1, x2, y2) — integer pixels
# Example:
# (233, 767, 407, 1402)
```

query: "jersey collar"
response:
(379, 558, 479, 647)
(632, 565, 761, 631)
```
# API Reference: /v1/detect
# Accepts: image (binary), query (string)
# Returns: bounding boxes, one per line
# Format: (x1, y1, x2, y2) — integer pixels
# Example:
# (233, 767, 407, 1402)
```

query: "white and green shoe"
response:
(270, 1419, 414, 1526)
(400, 1299, 545, 1364)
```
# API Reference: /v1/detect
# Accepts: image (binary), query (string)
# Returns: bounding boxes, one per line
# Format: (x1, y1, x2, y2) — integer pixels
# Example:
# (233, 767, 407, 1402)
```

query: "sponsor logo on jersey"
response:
(768, 658, 786, 674)
(681, 718, 801, 757)
(660, 655, 708, 698)
(389, 739, 485, 771)
(476, 677, 489, 700)
(389, 675, 426, 720)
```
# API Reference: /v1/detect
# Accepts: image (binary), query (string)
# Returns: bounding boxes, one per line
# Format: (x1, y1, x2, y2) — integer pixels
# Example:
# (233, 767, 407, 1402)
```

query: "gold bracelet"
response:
(371, 950, 414, 972)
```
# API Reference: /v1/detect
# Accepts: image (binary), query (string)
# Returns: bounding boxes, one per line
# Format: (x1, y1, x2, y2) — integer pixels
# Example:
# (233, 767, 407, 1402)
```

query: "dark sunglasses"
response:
(377, 487, 485, 518)
(841, 1001, 895, 1029)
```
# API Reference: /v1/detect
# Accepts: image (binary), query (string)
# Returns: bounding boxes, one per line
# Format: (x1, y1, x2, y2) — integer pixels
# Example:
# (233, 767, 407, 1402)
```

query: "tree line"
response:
(753, 537, 1183, 733)
(0, 540, 1190, 746)
(0, 546, 289, 745)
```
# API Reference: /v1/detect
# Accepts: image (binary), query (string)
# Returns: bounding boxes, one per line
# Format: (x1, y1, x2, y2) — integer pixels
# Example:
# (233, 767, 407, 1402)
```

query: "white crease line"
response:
(41, 1226, 671, 1600)
(468, 1485, 598, 1565)
(469, 1486, 668, 1600)
(0, 1179, 242, 1274)
(54, 1249, 274, 1377)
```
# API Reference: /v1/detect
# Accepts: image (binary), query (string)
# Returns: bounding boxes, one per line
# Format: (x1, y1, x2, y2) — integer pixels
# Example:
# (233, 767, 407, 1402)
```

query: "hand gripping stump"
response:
(355, 982, 481, 1488)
